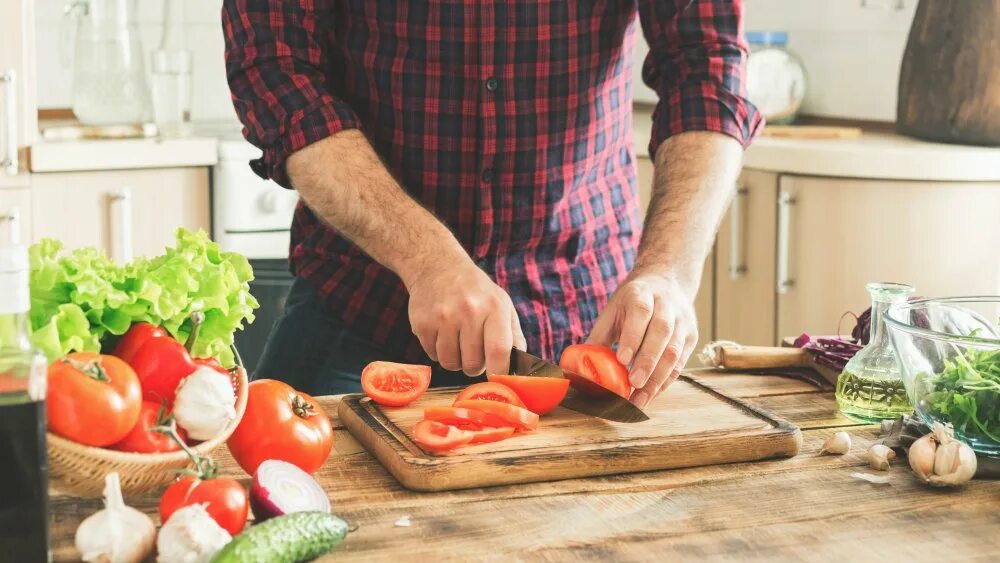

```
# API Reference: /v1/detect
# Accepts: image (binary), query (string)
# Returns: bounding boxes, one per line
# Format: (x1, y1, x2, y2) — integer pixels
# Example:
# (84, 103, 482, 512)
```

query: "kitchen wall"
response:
(37, 0, 917, 123)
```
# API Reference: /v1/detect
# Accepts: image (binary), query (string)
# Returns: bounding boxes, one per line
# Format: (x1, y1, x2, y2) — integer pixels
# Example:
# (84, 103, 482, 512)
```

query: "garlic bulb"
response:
(157, 504, 232, 563)
(173, 366, 237, 441)
(866, 444, 896, 471)
(820, 431, 851, 455)
(75, 472, 156, 563)
(909, 423, 977, 487)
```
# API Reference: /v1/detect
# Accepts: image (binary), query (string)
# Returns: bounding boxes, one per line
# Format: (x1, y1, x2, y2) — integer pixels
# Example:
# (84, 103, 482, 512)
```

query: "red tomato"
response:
(465, 425, 516, 444)
(227, 379, 334, 475)
(453, 382, 525, 408)
(47, 353, 142, 447)
(423, 406, 513, 429)
(111, 401, 188, 453)
(361, 361, 431, 407)
(559, 344, 632, 399)
(411, 420, 474, 452)
(115, 323, 197, 405)
(487, 374, 570, 415)
(453, 399, 539, 431)
(159, 476, 249, 535)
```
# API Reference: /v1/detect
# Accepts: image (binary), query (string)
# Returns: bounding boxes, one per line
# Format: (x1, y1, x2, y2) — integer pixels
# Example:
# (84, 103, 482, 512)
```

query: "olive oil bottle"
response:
(835, 282, 915, 423)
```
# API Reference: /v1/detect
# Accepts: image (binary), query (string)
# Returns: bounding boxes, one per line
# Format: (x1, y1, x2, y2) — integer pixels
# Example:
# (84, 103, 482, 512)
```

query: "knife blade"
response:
(508, 348, 649, 423)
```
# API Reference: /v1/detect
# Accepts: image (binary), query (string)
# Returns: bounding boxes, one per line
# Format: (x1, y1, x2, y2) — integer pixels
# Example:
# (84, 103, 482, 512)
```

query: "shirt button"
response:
(476, 258, 489, 270)
(481, 168, 494, 183)
(485, 77, 499, 92)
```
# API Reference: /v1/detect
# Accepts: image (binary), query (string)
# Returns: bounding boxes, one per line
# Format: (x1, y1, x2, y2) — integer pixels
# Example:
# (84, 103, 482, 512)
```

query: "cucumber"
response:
(211, 512, 349, 563)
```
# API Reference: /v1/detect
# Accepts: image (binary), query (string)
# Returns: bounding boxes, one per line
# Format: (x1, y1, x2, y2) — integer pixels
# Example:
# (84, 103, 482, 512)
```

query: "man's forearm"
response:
(286, 130, 468, 288)
(635, 131, 744, 291)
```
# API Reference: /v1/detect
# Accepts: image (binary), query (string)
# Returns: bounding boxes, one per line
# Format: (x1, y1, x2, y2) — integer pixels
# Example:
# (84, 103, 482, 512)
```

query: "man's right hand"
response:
(405, 259, 526, 377)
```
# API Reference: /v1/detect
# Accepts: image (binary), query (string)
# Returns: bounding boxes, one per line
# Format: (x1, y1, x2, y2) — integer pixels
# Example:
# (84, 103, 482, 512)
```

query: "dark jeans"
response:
(254, 278, 481, 396)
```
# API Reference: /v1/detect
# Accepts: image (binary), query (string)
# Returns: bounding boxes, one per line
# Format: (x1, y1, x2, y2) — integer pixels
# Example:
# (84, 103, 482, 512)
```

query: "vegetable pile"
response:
(360, 344, 631, 454)
(923, 344, 1000, 445)
(29, 228, 258, 368)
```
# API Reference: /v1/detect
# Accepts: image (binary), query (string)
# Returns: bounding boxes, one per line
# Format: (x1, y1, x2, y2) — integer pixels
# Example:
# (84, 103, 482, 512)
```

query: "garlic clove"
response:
(908, 434, 937, 481)
(820, 431, 852, 455)
(866, 444, 896, 471)
(909, 424, 978, 487)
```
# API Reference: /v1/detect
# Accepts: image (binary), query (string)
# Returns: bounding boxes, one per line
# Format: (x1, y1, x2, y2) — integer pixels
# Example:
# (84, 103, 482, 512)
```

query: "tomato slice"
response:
(411, 420, 475, 452)
(487, 374, 570, 415)
(423, 406, 512, 429)
(453, 382, 525, 408)
(361, 362, 432, 407)
(558, 344, 632, 399)
(453, 399, 539, 431)
(465, 425, 516, 444)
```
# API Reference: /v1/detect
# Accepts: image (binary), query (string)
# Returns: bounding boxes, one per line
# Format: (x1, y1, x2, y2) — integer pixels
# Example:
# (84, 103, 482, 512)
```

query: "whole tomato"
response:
(159, 475, 249, 535)
(47, 352, 142, 447)
(110, 401, 188, 454)
(227, 379, 333, 475)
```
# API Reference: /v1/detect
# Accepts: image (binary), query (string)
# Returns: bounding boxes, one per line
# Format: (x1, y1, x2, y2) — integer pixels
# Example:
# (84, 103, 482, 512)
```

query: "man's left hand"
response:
(587, 270, 698, 408)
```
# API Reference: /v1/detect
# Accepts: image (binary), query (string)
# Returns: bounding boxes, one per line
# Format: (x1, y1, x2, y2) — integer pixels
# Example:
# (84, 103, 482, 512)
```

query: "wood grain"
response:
(897, 0, 1000, 145)
(339, 377, 801, 491)
(48, 371, 1000, 562)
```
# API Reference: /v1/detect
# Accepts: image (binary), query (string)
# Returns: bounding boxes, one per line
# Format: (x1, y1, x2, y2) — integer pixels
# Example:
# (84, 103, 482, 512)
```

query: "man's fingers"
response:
(628, 303, 672, 389)
(459, 315, 486, 376)
(510, 306, 527, 352)
(436, 327, 461, 371)
(615, 292, 655, 367)
(585, 305, 617, 347)
(415, 326, 439, 362)
(485, 309, 514, 376)
(631, 353, 673, 408)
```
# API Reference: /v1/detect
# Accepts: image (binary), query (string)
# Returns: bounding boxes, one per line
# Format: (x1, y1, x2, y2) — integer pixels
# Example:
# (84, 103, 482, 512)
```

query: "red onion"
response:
(794, 333, 863, 372)
(250, 460, 330, 522)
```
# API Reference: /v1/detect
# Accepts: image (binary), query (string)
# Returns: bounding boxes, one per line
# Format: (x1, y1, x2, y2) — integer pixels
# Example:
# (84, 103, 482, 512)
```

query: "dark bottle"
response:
(0, 237, 50, 562)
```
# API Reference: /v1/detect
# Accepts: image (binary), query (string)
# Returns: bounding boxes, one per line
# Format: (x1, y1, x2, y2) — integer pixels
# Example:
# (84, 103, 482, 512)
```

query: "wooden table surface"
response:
(50, 370, 1000, 562)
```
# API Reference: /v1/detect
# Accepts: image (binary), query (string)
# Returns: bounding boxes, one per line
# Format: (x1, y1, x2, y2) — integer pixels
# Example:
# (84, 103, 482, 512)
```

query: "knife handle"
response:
(706, 345, 812, 370)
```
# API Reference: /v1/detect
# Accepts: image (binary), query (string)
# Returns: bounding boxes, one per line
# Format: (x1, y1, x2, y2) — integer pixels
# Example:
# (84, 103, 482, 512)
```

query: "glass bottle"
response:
(835, 282, 915, 423)
(0, 222, 50, 561)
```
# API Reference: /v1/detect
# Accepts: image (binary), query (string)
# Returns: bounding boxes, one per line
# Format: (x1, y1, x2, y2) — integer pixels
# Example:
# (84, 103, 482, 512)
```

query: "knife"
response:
(508, 348, 649, 423)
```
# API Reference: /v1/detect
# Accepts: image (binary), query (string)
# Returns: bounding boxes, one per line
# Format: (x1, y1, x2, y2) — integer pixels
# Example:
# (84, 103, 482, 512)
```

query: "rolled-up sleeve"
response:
(223, 0, 362, 188)
(637, 0, 763, 156)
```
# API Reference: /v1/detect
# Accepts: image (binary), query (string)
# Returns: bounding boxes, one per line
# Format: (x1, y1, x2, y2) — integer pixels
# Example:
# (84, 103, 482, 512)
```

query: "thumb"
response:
(511, 307, 527, 351)
(586, 304, 619, 346)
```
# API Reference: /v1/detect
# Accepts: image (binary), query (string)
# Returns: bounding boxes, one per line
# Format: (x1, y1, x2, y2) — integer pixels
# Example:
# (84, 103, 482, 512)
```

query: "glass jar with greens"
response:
(835, 282, 915, 422)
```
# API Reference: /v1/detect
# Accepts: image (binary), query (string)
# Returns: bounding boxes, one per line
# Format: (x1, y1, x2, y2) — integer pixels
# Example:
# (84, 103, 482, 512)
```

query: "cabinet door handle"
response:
(0, 207, 20, 245)
(109, 189, 134, 263)
(776, 191, 796, 294)
(1, 69, 17, 176)
(729, 186, 749, 280)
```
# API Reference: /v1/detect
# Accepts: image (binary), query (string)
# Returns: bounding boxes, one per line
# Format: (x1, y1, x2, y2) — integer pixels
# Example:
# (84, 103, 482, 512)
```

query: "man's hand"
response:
(588, 271, 697, 408)
(589, 131, 743, 407)
(406, 259, 526, 377)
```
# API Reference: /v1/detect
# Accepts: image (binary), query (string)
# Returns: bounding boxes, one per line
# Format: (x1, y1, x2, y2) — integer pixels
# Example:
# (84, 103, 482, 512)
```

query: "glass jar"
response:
(835, 282, 915, 422)
(745, 31, 807, 124)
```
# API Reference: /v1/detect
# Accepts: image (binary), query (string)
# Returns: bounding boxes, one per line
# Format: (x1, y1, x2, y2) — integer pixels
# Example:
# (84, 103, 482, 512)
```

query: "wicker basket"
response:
(47, 367, 249, 498)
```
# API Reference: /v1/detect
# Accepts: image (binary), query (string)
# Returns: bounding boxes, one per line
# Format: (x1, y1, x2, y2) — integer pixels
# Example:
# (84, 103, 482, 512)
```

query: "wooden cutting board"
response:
(339, 375, 802, 491)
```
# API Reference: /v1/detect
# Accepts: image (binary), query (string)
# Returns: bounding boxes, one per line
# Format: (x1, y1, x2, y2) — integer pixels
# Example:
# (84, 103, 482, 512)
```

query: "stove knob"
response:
(258, 191, 280, 214)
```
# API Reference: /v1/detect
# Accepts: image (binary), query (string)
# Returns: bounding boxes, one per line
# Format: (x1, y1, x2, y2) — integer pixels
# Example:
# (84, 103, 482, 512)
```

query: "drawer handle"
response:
(109, 189, 133, 263)
(729, 186, 749, 280)
(1, 69, 17, 176)
(0, 207, 20, 245)
(776, 191, 796, 294)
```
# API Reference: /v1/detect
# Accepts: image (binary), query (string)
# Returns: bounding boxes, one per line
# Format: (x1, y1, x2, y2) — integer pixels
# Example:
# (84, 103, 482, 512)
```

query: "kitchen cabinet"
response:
(0, 180, 32, 244)
(636, 155, 715, 358)
(0, 0, 37, 175)
(714, 172, 1000, 344)
(31, 168, 210, 261)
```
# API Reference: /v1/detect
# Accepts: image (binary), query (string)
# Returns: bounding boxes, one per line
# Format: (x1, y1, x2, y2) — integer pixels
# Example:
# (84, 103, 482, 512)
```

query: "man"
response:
(223, 0, 761, 407)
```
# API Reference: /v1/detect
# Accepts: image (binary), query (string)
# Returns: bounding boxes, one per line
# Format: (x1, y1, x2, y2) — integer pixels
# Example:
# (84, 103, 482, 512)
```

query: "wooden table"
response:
(50, 371, 1000, 562)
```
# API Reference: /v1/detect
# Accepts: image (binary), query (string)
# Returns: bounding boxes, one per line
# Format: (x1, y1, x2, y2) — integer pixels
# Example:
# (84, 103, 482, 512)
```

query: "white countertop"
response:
(30, 135, 218, 173)
(632, 108, 1000, 182)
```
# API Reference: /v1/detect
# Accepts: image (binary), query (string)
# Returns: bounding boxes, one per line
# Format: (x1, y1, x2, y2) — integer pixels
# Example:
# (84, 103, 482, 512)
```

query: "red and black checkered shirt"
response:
(223, 0, 761, 363)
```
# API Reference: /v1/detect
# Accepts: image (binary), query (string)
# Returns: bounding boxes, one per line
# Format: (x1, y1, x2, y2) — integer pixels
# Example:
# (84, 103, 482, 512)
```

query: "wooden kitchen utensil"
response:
(339, 376, 801, 492)
(761, 125, 863, 140)
(699, 340, 840, 387)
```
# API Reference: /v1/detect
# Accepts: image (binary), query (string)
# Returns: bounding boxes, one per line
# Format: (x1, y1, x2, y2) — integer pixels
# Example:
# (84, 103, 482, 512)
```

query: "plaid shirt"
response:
(223, 0, 761, 364)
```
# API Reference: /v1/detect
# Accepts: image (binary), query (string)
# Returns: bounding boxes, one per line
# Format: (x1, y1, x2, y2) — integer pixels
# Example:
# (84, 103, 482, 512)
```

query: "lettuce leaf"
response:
(28, 229, 258, 367)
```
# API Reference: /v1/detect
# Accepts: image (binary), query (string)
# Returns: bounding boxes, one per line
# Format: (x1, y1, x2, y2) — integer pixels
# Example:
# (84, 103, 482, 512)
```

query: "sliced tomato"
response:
(423, 406, 512, 429)
(411, 420, 475, 452)
(465, 425, 516, 444)
(558, 344, 632, 399)
(361, 361, 432, 407)
(487, 374, 570, 415)
(453, 382, 525, 408)
(453, 399, 539, 431)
